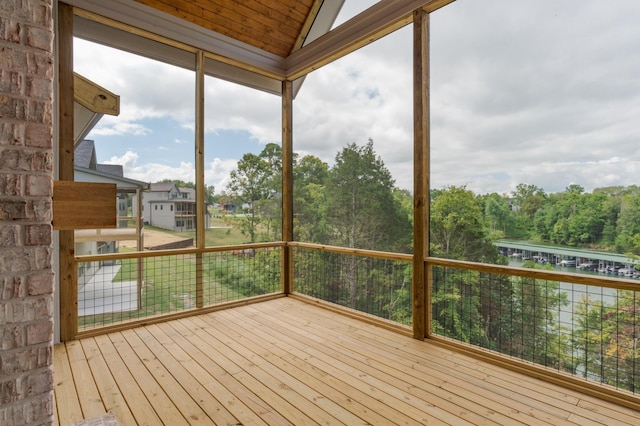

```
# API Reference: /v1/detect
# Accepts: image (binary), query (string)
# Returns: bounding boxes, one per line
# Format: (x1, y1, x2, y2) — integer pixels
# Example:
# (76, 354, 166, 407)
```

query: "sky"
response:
(74, 0, 640, 196)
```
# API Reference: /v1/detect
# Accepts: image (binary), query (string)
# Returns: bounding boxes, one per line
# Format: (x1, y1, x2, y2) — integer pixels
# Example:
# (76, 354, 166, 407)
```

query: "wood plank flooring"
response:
(54, 297, 640, 425)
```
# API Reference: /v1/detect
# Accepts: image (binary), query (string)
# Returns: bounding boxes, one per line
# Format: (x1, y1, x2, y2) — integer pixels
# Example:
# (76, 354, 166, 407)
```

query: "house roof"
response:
(74, 139, 97, 169)
(74, 72, 119, 145)
(179, 187, 196, 197)
(149, 182, 179, 192)
(96, 164, 124, 177)
(74, 166, 149, 190)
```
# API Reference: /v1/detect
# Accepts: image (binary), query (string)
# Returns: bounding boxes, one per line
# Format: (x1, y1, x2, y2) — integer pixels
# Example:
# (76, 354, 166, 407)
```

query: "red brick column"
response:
(0, 0, 55, 424)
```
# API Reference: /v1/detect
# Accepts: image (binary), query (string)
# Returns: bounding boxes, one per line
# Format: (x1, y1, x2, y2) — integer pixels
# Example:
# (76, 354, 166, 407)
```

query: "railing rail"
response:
(427, 256, 640, 292)
(75, 241, 284, 263)
(288, 241, 412, 261)
(289, 243, 640, 401)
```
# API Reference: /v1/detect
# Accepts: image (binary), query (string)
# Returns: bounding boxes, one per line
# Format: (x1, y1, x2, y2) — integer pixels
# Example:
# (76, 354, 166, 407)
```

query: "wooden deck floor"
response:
(54, 297, 640, 425)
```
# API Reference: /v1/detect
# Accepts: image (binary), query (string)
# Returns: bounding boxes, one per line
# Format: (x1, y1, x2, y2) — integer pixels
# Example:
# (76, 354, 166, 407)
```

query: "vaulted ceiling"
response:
(133, 0, 321, 57)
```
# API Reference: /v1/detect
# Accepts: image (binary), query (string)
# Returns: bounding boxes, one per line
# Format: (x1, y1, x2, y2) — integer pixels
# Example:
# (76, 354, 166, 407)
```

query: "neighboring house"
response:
(134, 182, 210, 231)
(74, 140, 149, 283)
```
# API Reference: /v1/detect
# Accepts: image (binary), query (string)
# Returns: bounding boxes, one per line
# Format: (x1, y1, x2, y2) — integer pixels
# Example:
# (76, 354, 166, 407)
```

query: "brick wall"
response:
(0, 0, 55, 425)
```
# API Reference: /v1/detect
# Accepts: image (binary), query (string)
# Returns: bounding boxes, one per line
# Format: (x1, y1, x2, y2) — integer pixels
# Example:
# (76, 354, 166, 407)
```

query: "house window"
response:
(161, 205, 163, 210)
(171, 205, 173, 211)
(154, 205, 157, 210)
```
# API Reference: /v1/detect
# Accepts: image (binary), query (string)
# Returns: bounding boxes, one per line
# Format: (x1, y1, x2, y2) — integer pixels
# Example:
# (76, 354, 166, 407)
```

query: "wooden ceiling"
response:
(134, 0, 320, 57)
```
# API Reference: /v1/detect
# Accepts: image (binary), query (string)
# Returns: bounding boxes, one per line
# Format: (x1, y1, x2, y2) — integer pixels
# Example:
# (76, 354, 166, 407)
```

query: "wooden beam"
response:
(291, 0, 324, 53)
(281, 80, 294, 294)
(195, 51, 205, 308)
(58, 2, 78, 342)
(286, 0, 455, 80)
(73, 72, 119, 115)
(136, 188, 144, 310)
(195, 50, 205, 251)
(412, 8, 430, 340)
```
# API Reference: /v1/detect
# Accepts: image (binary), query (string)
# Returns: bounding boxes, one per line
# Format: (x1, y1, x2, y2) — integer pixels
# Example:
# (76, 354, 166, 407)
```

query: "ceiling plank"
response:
(66, 0, 288, 78)
(135, 0, 304, 57)
(134, 0, 317, 57)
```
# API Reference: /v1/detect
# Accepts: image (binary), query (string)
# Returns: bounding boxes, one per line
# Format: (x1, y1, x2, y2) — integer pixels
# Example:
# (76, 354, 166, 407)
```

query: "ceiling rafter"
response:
(286, 0, 456, 80)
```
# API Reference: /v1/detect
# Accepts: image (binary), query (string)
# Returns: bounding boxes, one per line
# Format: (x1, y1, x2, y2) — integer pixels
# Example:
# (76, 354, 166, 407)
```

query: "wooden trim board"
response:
(53, 181, 117, 230)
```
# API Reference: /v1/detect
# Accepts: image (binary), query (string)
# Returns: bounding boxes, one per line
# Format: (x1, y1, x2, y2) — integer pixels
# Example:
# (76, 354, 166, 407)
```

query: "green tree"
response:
(430, 186, 498, 344)
(573, 290, 640, 392)
(533, 187, 607, 246)
(258, 143, 284, 240)
(484, 192, 511, 235)
(324, 140, 412, 308)
(615, 191, 640, 254)
(326, 140, 411, 253)
(293, 155, 330, 242)
(430, 186, 495, 261)
(227, 144, 282, 243)
(511, 183, 546, 236)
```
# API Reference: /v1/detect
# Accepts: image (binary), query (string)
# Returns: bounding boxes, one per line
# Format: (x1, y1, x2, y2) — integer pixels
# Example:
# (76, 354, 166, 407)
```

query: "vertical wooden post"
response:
(58, 2, 77, 341)
(136, 188, 144, 309)
(195, 51, 205, 308)
(281, 80, 294, 294)
(412, 8, 430, 340)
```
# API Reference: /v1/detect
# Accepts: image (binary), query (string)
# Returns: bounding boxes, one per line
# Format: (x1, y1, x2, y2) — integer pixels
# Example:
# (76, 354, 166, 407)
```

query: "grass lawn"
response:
(163, 214, 276, 246)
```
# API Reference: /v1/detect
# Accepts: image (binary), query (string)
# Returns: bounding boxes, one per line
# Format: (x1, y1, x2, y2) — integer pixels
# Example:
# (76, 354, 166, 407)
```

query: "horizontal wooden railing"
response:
(288, 241, 413, 261)
(427, 256, 640, 291)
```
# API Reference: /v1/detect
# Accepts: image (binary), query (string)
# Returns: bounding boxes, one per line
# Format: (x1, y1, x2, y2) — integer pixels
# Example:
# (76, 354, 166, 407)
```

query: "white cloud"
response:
(206, 158, 239, 192)
(89, 116, 151, 137)
(104, 150, 195, 184)
(204, 78, 281, 144)
(426, 0, 640, 193)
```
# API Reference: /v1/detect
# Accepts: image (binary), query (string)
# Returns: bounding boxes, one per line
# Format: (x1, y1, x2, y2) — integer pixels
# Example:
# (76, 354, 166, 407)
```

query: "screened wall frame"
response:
(56, 0, 640, 411)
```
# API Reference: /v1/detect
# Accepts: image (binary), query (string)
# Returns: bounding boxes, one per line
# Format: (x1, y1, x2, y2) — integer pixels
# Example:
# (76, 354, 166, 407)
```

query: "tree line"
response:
(486, 182, 640, 255)
(223, 141, 640, 258)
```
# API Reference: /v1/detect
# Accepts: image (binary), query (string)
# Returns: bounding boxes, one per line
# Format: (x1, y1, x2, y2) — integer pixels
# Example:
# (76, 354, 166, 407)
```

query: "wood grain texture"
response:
(55, 298, 640, 425)
(134, 0, 315, 57)
(58, 2, 78, 342)
(53, 181, 117, 230)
